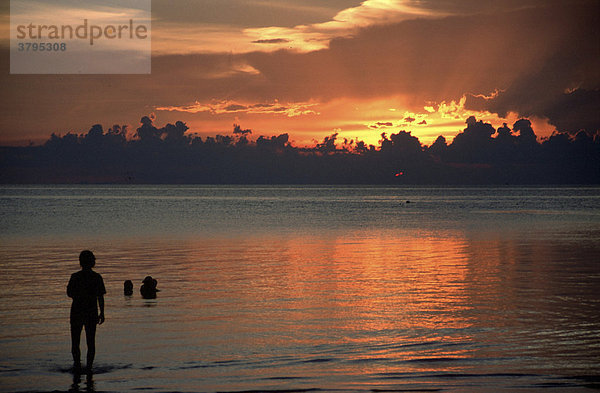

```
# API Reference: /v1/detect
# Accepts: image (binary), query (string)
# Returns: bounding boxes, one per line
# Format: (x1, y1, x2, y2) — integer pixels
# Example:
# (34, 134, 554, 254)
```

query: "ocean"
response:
(0, 185, 599, 392)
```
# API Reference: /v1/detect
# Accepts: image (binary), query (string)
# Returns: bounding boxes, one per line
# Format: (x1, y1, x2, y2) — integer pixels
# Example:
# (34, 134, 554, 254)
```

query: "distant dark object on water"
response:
(123, 280, 133, 296)
(140, 276, 159, 299)
(406, 200, 411, 204)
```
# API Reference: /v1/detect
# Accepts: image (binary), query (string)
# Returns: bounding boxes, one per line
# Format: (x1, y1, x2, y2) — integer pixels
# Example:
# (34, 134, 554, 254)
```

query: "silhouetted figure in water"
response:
(67, 250, 106, 373)
(123, 280, 133, 296)
(140, 276, 159, 299)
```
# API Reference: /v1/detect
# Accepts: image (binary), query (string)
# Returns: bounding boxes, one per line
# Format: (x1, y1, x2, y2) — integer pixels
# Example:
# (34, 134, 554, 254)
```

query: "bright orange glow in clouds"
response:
(148, 0, 490, 146)
(1, 0, 597, 146)
(156, 95, 557, 147)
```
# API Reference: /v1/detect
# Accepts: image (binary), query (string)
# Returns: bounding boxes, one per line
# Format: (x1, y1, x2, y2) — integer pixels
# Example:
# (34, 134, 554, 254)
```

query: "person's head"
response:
(142, 276, 153, 285)
(79, 250, 96, 269)
(124, 280, 133, 295)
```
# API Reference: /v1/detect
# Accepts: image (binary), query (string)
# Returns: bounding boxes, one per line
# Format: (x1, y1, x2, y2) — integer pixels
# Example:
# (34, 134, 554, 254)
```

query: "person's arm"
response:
(67, 276, 74, 298)
(98, 294, 105, 324)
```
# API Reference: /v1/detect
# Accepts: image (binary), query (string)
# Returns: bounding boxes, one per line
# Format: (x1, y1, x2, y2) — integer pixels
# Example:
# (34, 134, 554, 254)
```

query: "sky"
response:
(1, 0, 599, 146)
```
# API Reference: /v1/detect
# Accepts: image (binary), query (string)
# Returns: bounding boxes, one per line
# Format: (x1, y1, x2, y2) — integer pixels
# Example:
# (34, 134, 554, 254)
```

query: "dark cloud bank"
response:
(1, 116, 598, 184)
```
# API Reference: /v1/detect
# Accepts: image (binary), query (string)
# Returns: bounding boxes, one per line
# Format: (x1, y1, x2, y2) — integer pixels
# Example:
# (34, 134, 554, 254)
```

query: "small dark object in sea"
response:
(140, 276, 160, 299)
(124, 280, 133, 296)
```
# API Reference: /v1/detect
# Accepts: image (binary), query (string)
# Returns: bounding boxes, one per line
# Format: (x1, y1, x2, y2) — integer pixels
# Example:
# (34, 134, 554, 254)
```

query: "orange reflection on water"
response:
(144, 229, 495, 380)
(275, 229, 476, 376)
(329, 230, 473, 327)
(177, 229, 476, 322)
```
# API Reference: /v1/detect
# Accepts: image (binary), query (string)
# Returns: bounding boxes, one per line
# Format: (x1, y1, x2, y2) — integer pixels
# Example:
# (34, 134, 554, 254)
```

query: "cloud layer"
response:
(2, 116, 598, 184)
(1, 1, 598, 146)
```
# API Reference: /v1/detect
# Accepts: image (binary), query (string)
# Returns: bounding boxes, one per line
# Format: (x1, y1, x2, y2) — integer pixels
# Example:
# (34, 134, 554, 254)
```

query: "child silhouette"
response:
(67, 250, 106, 372)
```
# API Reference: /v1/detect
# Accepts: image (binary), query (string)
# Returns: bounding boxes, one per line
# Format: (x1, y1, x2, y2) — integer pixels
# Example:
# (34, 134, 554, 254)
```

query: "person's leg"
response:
(83, 316, 98, 370)
(70, 319, 83, 370)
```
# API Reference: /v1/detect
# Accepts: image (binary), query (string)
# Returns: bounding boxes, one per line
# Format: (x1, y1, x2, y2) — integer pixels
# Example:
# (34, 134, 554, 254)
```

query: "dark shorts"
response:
(70, 312, 99, 328)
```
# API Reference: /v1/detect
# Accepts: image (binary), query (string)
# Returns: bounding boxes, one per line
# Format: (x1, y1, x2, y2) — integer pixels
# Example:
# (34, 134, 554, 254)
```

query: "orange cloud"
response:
(164, 96, 555, 149)
(156, 100, 319, 117)
(151, 0, 446, 54)
(244, 0, 445, 52)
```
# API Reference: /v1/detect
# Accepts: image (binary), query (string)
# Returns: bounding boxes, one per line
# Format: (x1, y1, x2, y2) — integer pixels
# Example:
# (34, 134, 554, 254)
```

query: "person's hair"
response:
(79, 250, 96, 269)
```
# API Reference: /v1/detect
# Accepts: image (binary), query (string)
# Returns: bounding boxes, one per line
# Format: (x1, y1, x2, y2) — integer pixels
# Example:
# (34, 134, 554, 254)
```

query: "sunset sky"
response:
(1, 0, 598, 146)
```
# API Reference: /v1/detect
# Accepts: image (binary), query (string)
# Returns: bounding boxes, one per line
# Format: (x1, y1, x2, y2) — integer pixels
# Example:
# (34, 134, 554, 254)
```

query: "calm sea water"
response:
(0, 186, 599, 392)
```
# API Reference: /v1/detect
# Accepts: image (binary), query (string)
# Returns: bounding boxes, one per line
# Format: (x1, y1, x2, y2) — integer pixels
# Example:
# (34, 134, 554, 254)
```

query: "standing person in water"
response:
(67, 250, 106, 372)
